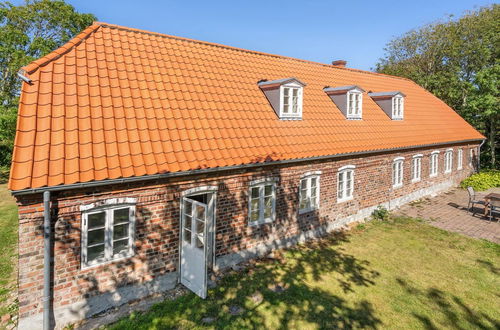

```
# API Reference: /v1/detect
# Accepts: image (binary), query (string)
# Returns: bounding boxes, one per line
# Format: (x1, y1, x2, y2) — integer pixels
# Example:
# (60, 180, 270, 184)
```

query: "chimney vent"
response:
(331, 60, 347, 68)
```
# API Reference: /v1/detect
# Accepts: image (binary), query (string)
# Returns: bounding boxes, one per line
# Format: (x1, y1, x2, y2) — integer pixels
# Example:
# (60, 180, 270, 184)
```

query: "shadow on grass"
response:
(109, 231, 382, 329)
(396, 278, 500, 329)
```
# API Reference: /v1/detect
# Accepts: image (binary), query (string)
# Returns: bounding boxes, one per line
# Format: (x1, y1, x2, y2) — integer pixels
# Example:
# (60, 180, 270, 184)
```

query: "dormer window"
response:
(347, 91, 362, 118)
(324, 85, 365, 120)
(258, 78, 305, 120)
(392, 96, 404, 119)
(368, 91, 406, 120)
(282, 86, 301, 116)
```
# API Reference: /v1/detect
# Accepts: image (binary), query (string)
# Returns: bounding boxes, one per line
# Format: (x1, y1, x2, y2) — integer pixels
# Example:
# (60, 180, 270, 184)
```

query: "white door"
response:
(180, 197, 209, 298)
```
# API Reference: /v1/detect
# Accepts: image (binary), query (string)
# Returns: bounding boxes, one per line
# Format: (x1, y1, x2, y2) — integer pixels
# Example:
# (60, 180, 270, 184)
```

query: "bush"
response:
(460, 170, 500, 191)
(372, 205, 390, 221)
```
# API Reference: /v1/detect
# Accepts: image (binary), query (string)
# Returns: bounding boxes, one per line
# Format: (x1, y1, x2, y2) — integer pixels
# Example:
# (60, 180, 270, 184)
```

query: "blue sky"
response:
(40, 0, 500, 71)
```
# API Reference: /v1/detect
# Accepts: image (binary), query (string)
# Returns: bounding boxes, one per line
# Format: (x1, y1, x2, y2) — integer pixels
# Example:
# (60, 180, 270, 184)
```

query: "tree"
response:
(376, 5, 499, 169)
(0, 0, 95, 167)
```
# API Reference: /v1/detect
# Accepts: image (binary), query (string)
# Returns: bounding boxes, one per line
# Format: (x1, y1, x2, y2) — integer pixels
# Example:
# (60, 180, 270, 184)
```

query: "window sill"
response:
(430, 174, 437, 178)
(392, 184, 403, 189)
(458, 167, 463, 170)
(81, 252, 134, 270)
(411, 178, 421, 183)
(299, 207, 319, 215)
(337, 197, 353, 204)
(346, 117, 362, 120)
(248, 218, 274, 227)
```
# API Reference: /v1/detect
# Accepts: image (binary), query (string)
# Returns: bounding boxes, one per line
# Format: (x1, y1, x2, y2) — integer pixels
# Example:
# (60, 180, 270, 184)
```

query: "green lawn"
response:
(0, 182, 18, 317)
(110, 217, 500, 330)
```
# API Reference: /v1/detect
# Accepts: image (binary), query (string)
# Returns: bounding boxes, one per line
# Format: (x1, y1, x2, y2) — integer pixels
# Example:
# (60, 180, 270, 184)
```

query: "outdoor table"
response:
(484, 193, 500, 216)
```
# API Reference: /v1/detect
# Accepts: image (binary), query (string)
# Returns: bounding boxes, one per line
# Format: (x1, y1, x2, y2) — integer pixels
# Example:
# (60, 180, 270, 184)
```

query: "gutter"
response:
(11, 138, 484, 196)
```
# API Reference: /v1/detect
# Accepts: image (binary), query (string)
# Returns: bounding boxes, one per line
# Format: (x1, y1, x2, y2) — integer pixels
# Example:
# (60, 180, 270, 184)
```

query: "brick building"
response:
(9, 22, 483, 329)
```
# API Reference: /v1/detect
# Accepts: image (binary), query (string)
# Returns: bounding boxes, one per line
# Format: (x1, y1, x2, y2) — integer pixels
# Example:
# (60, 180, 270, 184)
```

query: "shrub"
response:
(372, 205, 390, 221)
(460, 170, 500, 191)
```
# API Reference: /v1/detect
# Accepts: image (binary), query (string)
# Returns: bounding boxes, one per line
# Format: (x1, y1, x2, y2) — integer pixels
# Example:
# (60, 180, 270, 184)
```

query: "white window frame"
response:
(392, 157, 404, 188)
(411, 154, 422, 182)
(248, 178, 277, 226)
(81, 199, 136, 269)
(469, 148, 474, 166)
(392, 96, 404, 119)
(280, 84, 303, 119)
(430, 151, 439, 177)
(457, 149, 463, 170)
(299, 171, 321, 214)
(337, 165, 355, 202)
(346, 91, 363, 119)
(444, 149, 453, 173)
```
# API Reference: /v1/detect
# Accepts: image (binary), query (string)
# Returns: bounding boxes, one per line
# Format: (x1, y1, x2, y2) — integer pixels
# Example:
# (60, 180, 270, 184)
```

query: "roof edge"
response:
(10, 138, 484, 196)
(21, 22, 102, 74)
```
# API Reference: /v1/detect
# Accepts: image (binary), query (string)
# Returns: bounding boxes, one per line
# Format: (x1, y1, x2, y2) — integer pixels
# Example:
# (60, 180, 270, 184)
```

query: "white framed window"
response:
(299, 171, 321, 213)
(411, 154, 422, 182)
(281, 85, 303, 118)
(337, 165, 355, 202)
(248, 178, 276, 226)
(430, 151, 439, 177)
(347, 91, 362, 119)
(392, 157, 404, 188)
(392, 96, 404, 119)
(469, 148, 474, 166)
(457, 149, 463, 170)
(81, 201, 136, 268)
(444, 149, 453, 173)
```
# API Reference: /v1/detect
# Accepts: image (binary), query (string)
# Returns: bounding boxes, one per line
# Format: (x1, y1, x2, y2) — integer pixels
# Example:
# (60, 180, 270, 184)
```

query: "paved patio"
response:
(397, 187, 500, 243)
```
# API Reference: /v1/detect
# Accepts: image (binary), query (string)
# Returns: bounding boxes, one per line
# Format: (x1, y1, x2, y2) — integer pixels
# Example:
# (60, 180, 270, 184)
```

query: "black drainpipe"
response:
(43, 190, 51, 330)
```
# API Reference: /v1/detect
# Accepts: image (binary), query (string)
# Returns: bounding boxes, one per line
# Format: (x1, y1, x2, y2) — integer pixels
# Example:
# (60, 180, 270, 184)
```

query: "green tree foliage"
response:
(376, 5, 499, 169)
(0, 0, 95, 167)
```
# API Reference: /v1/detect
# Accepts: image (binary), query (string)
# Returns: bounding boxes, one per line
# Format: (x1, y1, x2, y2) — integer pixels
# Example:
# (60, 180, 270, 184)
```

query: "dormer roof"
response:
(324, 85, 365, 94)
(368, 91, 406, 98)
(258, 77, 306, 89)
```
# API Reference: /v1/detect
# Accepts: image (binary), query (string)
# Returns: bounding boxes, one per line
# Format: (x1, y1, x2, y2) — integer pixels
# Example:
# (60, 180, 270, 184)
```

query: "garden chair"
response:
(488, 199, 500, 222)
(466, 187, 485, 214)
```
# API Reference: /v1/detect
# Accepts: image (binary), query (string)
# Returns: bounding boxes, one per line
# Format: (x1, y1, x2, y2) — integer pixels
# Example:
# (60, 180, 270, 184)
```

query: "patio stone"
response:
(397, 187, 500, 243)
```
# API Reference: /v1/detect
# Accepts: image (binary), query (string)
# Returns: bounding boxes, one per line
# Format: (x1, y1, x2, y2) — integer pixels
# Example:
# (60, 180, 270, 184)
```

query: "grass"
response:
(0, 183, 18, 317)
(109, 217, 500, 330)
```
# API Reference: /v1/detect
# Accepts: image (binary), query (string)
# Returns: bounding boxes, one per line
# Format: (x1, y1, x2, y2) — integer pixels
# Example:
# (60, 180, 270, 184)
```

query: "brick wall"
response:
(15, 143, 478, 322)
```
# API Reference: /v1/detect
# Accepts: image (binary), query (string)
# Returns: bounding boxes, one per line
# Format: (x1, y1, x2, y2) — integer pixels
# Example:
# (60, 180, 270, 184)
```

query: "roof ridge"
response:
(96, 21, 413, 83)
(22, 22, 102, 74)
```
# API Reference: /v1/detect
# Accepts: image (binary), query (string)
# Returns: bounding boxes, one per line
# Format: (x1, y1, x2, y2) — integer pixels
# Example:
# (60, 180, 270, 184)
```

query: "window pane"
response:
(301, 179, 307, 189)
(185, 201, 192, 215)
(88, 228, 105, 246)
(114, 208, 129, 224)
(311, 177, 317, 187)
(251, 198, 259, 212)
(87, 244, 105, 262)
(88, 212, 105, 229)
(250, 210, 259, 221)
(283, 104, 289, 113)
(251, 187, 260, 199)
(311, 186, 317, 198)
(196, 219, 204, 234)
(184, 215, 192, 230)
(264, 197, 272, 218)
(264, 184, 273, 196)
(113, 238, 129, 255)
(113, 223, 129, 240)
(184, 229, 191, 243)
(284, 88, 290, 96)
(196, 205, 205, 220)
(195, 234, 204, 249)
(292, 88, 298, 96)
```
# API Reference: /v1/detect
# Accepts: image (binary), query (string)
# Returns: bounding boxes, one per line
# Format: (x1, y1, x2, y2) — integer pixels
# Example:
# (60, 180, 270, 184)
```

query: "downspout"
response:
(43, 191, 51, 330)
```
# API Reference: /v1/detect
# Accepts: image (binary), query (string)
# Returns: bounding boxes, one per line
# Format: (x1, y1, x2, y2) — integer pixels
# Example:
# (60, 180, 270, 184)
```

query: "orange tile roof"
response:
(9, 22, 484, 191)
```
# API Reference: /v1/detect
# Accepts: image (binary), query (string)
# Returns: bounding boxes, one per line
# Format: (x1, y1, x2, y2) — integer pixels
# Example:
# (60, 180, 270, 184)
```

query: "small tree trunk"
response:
(489, 116, 497, 169)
